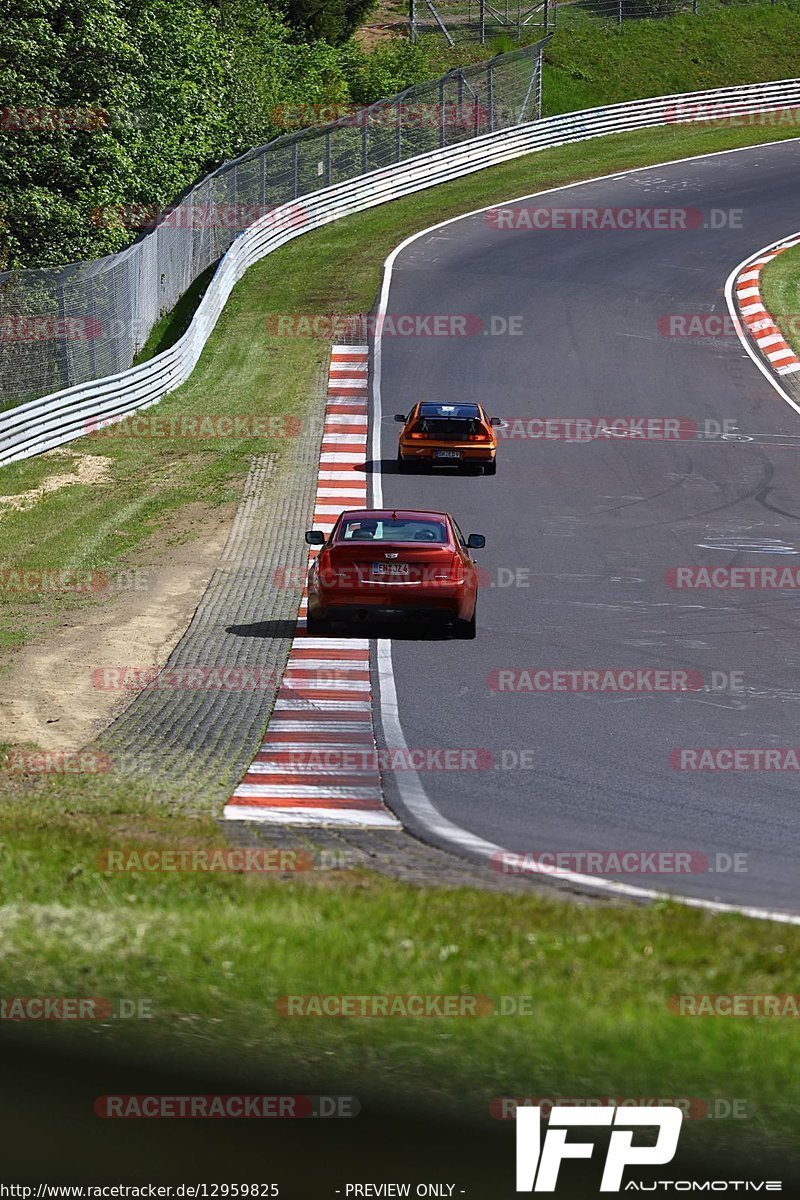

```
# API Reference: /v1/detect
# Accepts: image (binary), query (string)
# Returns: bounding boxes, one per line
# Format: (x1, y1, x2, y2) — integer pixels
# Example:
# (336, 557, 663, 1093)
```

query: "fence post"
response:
(439, 77, 446, 148)
(536, 48, 543, 119)
(396, 100, 402, 162)
(87, 278, 97, 382)
(409, 0, 416, 40)
(55, 280, 71, 390)
(361, 122, 368, 174)
(480, 0, 486, 43)
(487, 61, 494, 133)
(291, 141, 299, 198)
(618, 0, 623, 23)
(544, 0, 550, 32)
(325, 130, 332, 186)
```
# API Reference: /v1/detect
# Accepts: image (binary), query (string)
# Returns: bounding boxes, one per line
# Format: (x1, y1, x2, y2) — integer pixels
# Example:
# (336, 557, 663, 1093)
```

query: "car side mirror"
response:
(305, 530, 325, 545)
(394, 413, 407, 423)
(490, 416, 502, 426)
(467, 534, 486, 549)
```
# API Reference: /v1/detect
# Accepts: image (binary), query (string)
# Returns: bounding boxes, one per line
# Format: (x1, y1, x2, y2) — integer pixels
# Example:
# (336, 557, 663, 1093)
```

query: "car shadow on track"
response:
(226, 619, 300, 639)
(226, 618, 463, 642)
(364, 458, 484, 477)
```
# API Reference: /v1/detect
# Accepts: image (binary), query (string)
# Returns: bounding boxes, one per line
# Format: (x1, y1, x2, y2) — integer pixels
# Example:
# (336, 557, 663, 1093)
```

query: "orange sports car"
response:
(395, 402, 501, 474)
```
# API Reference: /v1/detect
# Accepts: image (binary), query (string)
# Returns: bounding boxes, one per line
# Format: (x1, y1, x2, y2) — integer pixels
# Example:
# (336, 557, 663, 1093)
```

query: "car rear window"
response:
(340, 518, 448, 543)
(418, 404, 480, 419)
(413, 404, 483, 439)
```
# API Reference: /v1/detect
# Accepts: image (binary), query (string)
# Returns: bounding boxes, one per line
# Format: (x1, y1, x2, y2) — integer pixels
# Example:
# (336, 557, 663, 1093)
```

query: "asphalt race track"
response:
(371, 138, 800, 915)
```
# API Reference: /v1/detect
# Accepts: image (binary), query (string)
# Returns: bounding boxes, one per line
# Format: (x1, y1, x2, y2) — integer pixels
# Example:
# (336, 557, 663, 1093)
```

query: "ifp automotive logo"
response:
(515, 1104, 682, 1192)
(515, 1106, 783, 1192)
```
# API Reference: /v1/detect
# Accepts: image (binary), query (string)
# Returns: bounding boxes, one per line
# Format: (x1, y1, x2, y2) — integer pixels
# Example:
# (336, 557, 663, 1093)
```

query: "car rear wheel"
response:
(397, 450, 412, 474)
(483, 459, 497, 476)
(454, 609, 477, 640)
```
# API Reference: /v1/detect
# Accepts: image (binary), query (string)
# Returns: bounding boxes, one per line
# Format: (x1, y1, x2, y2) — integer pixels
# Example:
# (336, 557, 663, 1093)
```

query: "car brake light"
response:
(469, 430, 490, 442)
(449, 554, 465, 583)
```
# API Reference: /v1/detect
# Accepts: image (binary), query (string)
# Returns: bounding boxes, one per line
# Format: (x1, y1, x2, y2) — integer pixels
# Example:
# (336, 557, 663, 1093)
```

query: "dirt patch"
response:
(0, 503, 235, 753)
(354, 0, 407, 47)
(0, 451, 112, 514)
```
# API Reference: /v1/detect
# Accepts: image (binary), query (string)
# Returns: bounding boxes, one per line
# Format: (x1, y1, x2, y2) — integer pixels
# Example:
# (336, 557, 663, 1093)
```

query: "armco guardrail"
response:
(0, 41, 546, 408)
(2, 78, 799, 466)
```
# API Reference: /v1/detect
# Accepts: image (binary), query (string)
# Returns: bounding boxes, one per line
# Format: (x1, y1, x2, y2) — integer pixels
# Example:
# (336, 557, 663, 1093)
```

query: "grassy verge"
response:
(415, 1, 800, 116)
(133, 262, 219, 365)
(0, 776, 799, 1155)
(2, 119, 800, 1151)
(541, 1, 800, 115)
(760, 240, 800, 358)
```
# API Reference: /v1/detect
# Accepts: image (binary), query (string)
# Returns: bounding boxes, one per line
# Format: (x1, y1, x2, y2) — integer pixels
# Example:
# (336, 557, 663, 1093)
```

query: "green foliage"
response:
(338, 36, 432, 104)
(0, 0, 434, 268)
(6, 0, 798, 269)
(278, 0, 377, 45)
(0, 0, 142, 266)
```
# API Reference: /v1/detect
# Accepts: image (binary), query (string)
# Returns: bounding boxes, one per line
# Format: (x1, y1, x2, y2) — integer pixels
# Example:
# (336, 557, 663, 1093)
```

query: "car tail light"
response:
(449, 553, 466, 584)
(469, 428, 491, 442)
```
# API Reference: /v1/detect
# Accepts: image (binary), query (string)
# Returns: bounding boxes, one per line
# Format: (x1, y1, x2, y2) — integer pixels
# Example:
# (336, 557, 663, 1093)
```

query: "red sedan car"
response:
(304, 509, 486, 638)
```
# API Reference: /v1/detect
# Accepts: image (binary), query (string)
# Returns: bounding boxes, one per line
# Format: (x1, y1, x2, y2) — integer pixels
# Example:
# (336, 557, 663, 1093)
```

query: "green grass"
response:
(760, 241, 800, 357)
(133, 262, 219, 365)
(0, 778, 798, 1153)
(2, 117, 800, 1151)
(542, 0, 800, 114)
(417, 1, 800, 117)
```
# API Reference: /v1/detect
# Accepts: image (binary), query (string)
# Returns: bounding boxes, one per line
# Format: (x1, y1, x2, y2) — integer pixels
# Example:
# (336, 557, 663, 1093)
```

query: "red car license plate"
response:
(372, 563, 410, 576)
